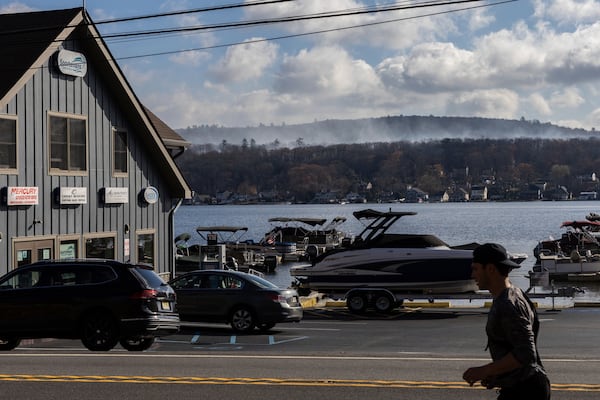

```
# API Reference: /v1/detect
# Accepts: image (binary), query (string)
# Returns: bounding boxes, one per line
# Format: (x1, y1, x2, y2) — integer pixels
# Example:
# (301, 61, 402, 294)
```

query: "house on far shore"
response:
(0, 8, 191, 276)
(470, 185, 488, 201)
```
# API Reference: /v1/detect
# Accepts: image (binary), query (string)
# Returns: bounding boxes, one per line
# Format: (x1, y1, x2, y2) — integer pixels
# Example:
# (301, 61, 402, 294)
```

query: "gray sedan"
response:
(169, 270, 302, 333)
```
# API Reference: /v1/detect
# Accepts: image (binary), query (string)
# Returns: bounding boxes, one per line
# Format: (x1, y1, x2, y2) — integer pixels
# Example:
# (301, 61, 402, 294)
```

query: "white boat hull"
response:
(291, 247, 477, 294)
(539, 254, 600, 278)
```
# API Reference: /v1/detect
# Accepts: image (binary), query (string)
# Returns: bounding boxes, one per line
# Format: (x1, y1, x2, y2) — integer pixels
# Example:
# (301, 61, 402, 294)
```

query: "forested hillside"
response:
(176, 137, 600, 203)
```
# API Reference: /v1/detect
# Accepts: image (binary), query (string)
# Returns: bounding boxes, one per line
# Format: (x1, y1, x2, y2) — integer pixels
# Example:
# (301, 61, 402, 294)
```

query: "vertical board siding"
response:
(1, 43, 175, 273)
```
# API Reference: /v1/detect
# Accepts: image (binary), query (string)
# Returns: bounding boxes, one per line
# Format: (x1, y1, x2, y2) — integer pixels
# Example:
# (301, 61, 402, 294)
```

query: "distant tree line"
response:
(175, 138, 600, 203)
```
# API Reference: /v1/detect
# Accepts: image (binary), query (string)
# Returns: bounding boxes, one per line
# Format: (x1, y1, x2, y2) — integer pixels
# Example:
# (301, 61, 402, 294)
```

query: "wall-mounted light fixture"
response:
(124, 224, 130, 235)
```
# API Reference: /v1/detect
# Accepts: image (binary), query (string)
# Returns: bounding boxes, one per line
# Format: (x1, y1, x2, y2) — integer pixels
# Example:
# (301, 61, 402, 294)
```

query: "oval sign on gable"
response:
(57, 49, 87, 77)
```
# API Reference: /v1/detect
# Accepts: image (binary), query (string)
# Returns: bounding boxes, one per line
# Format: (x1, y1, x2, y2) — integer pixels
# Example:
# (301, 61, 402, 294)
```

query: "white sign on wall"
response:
(7, 186, 39, 206)
(60, 187, 87, 204)
(57, 49, 87, 77)
(104, 187, 129, 204)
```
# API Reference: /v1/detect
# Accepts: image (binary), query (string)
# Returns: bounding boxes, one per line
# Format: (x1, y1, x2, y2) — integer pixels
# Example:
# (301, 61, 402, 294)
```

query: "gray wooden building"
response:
(0, 8, 191, 276)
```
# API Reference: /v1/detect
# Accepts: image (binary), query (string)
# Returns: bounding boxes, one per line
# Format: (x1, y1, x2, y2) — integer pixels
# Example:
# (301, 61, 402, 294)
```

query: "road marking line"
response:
(0, 374, 597, 391)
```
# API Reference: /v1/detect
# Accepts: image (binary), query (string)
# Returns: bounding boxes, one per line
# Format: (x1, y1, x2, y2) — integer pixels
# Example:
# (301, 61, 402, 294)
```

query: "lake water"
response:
(174, 201, 600, 303)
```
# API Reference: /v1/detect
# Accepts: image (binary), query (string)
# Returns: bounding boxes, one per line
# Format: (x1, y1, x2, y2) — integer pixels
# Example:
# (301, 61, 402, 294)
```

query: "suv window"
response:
(4, 265, 118, 288)
(133, 266, 166, 289)
(0, 269, 42, 289)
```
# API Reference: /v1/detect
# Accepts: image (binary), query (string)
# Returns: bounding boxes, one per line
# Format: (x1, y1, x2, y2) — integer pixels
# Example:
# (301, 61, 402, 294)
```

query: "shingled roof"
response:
(1, 8, 81, 102)
(0, 8, 191, 198)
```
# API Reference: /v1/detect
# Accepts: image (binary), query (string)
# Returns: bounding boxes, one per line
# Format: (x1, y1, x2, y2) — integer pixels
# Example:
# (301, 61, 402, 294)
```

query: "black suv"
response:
(0, 259, 179, 351)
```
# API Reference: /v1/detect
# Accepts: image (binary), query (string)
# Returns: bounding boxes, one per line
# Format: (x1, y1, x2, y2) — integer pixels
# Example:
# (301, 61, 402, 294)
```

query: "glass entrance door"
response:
(13, 239, 55, 268)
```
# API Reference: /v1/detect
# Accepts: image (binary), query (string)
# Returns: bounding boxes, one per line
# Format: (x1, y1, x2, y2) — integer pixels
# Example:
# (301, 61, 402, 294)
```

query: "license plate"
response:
(160, 301, 171, 311)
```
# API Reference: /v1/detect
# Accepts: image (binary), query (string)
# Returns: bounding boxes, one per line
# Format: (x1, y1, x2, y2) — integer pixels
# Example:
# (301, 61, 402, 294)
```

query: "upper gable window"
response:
(113, 129, 128, 175)
(0, 115, 17, 171)
(49, 113, 87, 173)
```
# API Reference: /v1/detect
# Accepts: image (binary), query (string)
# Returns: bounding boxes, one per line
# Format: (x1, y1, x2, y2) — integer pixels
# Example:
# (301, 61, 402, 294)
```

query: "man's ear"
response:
(485, 263, 498, 275)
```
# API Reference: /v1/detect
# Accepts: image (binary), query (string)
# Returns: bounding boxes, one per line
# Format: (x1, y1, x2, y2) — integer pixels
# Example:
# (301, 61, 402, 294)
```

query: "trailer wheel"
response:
(346, 292, 367, 314)
(373, 293, 395, 313)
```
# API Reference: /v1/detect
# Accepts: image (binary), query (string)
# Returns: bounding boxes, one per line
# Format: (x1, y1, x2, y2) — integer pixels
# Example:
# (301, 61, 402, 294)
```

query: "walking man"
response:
(462, 243, 551, 400)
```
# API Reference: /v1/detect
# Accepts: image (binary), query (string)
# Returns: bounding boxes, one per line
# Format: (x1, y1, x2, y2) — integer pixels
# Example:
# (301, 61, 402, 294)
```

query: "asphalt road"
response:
(1, 306, 599, 399)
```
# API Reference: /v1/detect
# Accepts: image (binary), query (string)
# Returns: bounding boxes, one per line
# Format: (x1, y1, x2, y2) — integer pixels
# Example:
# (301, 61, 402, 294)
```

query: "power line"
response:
(114, 0, 517, 61)
(94, 0, 295, 25)
(98, 0, 498, 40)
(0, 0, 517, 62)
(0, 0, 294, 36)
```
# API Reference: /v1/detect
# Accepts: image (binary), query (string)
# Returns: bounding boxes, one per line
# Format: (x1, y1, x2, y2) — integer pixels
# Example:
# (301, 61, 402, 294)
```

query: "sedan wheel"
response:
(80, 312, 119, 351)
(119, 337, 155, 351)
(258, 323, 276, 332)
(230, 307, 256, 333)
(0, 337, 21, 351)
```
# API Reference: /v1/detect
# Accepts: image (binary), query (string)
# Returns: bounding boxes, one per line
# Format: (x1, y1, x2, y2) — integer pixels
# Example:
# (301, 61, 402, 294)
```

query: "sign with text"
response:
(7, 186, 39, 206)
(104, 187, 129, 204)
(60, 187, 87, 204)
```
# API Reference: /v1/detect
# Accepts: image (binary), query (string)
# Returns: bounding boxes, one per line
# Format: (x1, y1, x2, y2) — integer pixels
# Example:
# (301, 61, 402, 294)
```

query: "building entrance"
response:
(13, 239, 55, 269)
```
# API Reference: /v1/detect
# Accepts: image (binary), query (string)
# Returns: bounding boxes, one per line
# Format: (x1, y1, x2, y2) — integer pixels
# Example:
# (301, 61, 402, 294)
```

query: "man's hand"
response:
(462, 365, 491, 386)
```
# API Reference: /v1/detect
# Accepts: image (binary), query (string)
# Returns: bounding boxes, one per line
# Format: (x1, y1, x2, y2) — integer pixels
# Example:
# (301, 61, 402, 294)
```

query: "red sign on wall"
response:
(7, 186, 39, 206)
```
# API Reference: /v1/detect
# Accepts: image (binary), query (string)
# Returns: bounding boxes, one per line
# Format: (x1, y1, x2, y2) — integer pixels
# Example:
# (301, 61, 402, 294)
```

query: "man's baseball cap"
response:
(472, 243, 520, 269)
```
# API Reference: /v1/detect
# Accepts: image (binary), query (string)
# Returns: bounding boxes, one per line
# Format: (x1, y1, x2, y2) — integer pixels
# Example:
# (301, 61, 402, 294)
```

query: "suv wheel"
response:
(0, 337, 21, 351)
(80, 312, 119, 351)
(119, 337, 155, 351)
(230, 307, 256, 333)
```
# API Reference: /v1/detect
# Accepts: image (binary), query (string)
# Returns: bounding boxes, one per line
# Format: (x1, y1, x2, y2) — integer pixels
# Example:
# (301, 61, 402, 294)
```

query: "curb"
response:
(574, 302, 600, 307)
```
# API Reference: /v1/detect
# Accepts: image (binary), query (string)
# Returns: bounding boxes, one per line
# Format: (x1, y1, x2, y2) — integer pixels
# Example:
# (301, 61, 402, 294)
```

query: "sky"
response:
(2, 0, 600, 134)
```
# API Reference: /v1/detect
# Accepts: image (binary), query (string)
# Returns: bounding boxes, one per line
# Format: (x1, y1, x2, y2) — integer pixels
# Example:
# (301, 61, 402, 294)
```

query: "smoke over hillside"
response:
(178, 115, 595, 148)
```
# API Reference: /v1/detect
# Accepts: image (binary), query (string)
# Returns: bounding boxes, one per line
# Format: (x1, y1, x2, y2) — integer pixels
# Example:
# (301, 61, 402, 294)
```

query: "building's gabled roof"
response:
(144, 106, 190, 156)
(0, 8, 191, 199)
(0, 8, 83, 101)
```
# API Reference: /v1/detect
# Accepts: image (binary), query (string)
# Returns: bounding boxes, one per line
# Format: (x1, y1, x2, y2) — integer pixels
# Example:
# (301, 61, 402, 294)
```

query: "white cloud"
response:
(446, 89, 520, 119)
(169, 50, 211, 67)
(378, 42, 487, 92)
(273, 45, 387, 113)
(243, 0, 455, 50)
(528, 93, 552, 116)
(468, 8, 495, 31)
(550, 87, 585, 108)
(584, 108, 600, 130)
(534, 0, 600, 25)
(0, 1, 34, 13)
(210, 39, 278, 83)
(124, 0, 600, 130)
(122, 63, 156, 85)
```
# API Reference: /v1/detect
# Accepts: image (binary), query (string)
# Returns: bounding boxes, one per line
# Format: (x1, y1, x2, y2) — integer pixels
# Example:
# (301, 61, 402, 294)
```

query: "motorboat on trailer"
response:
(291, 209, 484, 295)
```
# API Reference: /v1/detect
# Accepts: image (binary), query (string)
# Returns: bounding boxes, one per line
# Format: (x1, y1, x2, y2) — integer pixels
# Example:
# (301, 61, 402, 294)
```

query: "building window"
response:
(85, 235, 115, 259)
(113, 129, 128, 175)
(0, 115, 17, 171)
(59, 238, 80, 259)
(137, 232, 155, 266)
(49, 113, 87, 173)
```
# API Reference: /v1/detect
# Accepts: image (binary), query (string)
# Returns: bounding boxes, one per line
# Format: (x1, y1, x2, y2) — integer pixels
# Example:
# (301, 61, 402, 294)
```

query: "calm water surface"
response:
(175, 201, 600, 301)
